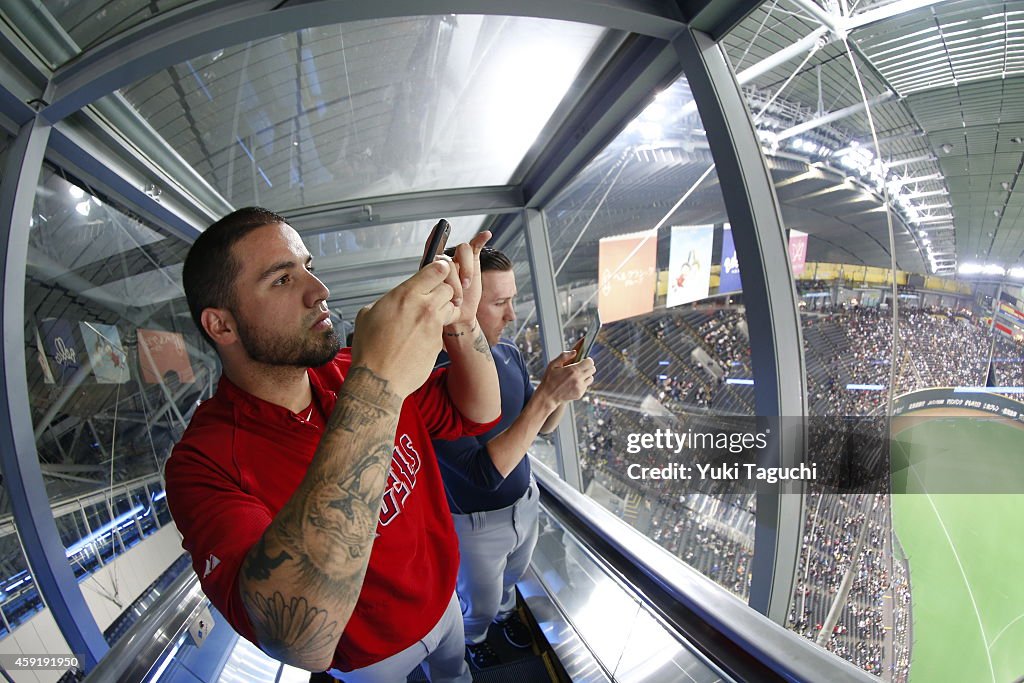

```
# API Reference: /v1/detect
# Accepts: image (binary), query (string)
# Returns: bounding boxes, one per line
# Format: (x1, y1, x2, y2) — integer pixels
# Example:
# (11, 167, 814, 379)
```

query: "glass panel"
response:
(25, 167, 214, 646)
(723, 3, 1024, 681)
(532, 508, 733, 683)
(39, 0, 195, 53)
(480, 227, 554, 469)
(302, 214, 490, 323)
(0, 537, 47, 639)
(305, 215, 486, 262)
(114, 16, 605, 211)
(543, 74, 759, 600)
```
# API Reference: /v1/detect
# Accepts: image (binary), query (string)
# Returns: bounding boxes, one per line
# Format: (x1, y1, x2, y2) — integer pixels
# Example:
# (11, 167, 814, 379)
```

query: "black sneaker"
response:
(466, 640, 500, 669)
(499, 613, 532, 649)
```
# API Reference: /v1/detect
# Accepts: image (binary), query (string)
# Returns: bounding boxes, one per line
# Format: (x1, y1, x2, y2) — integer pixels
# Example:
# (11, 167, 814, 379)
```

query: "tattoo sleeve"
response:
(238, 365, 402, 670)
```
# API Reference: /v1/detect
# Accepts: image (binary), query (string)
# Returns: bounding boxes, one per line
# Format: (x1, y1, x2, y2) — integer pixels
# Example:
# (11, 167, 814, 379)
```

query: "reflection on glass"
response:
(723, 2, 1024, 680)
(0, 530, 48, 638)
(531, 509, 732, 683)
(305, 215, 485, 261)
(537, 73, 760, 602)
(476, 230, 557, 472)
(116, 16, 604, 211)
(38, 0, 193, 52)
(23, 169, 212, 646)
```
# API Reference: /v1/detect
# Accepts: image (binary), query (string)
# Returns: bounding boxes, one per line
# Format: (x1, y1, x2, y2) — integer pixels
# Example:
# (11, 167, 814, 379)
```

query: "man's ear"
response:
(200, 308, 237, 347)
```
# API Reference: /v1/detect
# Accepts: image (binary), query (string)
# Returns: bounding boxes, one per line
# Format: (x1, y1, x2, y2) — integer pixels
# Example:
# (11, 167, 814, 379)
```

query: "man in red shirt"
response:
(165, 207, 500, 682)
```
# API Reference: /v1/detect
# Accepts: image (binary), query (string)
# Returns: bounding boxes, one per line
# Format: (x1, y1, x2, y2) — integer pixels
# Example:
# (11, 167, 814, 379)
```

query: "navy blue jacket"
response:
(432, 339, 534, 513)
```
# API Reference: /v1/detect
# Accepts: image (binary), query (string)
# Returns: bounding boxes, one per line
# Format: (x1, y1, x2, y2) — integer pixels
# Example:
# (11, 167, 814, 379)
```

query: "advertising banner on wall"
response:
(80, 322, 130, 384)
(667, 224, 714, 308)
(788, 229, 808, 276)
(40, 318, 81, 385)
(598, 229, 657, 323)
(718, 225, 742, 293)
(137, 329, 195, 384)
(998, 301, 1024, 327)
(995, 320, 1015, 337)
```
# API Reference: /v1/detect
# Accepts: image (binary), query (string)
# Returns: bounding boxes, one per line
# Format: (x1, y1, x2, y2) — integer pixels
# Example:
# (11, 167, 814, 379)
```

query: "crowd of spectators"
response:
(518, 298, 1018, 680)
(789, 493, 897, 677)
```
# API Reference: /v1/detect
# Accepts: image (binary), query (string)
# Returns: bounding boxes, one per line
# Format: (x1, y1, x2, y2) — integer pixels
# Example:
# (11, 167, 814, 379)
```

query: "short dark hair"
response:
(443, 245, 512, 273)
(183, 207, 288, 347)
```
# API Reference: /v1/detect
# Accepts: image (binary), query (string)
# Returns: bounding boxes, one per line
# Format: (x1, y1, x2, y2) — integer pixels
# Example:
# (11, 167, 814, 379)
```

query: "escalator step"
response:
(470, 655, 554, 683)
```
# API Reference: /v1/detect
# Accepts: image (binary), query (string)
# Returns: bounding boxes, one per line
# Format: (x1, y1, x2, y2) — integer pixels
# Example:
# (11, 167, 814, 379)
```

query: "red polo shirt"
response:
(164, 350, 498, 671)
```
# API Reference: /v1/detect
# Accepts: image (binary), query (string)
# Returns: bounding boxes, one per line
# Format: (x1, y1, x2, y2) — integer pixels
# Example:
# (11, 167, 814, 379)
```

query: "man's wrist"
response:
(443, 321, 477, 337)
(340, 364, 404, 411)
(532, 385, 561, 415)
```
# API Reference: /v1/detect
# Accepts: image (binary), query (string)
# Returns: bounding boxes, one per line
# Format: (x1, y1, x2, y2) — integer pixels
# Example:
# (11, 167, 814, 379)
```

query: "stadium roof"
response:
(2, 0, 1022, 313)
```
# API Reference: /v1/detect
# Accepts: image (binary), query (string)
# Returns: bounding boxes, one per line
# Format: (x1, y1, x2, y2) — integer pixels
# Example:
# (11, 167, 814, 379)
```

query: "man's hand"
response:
(445, 231, 491, 330)
(350, 259, 458, 398)
(535, 351, 596, 408)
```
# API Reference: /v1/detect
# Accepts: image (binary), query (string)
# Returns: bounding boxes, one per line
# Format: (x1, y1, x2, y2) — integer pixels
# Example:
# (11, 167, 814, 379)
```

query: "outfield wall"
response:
(891, 387, 1024, 424)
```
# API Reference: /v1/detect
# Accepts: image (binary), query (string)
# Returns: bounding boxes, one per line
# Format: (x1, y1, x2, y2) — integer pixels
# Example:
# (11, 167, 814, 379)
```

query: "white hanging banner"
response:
(667, 224, 714, 308)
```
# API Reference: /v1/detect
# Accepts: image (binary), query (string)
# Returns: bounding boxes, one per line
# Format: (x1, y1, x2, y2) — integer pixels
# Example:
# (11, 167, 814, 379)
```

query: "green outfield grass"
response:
(891, 418, 1024, 683)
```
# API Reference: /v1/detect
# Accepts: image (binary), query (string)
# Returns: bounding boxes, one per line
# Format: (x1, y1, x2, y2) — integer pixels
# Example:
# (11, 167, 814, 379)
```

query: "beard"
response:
(233, 311, 340, 368)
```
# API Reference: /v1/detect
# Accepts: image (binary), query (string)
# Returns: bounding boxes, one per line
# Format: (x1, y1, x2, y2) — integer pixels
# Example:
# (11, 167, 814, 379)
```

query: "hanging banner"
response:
(598, 229, 657, 323)
(40, 318, 81, 385)
(718, 225, 742, 293)
(667, 225, 714, 308)
(137, 329, 195, 384)
(80, 322, 130, 384)
(788, 229, 808, 276)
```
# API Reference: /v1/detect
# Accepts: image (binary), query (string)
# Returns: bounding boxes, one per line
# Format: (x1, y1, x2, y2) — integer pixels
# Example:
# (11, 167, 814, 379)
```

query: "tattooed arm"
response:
(238, 368, 400, 671)
(237, 261, 458, 672)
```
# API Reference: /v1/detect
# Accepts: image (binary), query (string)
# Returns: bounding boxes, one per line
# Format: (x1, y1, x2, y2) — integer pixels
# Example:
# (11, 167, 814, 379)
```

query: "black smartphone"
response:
(572, 311, 602, 363)
(419, 219, 451, 270)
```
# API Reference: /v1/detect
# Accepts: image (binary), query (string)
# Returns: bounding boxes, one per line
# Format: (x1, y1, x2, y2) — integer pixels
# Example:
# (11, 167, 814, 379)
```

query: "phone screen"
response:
(573, 312, 602, 363)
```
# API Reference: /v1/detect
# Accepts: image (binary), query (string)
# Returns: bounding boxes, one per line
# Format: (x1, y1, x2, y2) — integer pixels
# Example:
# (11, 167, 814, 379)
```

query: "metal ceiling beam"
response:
(883, 153, 934, 168)
(788, 0, 841, 35)
(675, 0, 765, 40)
(775, 92, 896, 141)
(2, 4, 229, 227)
(736, 27, 830, 85)
(847, 0, 952, 31)
(287, 186, 524, 236)
(887, 173, 942, 188)
(789, 0, 949, 37)
(41, 0, 688, 124)
(47, 125, 204, 243)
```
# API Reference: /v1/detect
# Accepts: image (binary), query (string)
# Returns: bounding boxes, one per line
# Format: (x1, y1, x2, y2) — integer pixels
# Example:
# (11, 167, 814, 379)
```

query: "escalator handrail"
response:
(534, 462, 879, 683)
(83, 566, 207, 682)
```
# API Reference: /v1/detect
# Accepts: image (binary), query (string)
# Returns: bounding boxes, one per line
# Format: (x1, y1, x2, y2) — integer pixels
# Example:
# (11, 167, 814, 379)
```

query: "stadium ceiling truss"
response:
(0, 0, 1020, 669)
